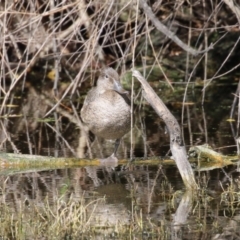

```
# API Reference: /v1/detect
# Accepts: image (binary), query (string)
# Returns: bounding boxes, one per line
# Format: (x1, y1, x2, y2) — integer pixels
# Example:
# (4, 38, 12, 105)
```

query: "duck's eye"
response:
(105, 75, 109, 79)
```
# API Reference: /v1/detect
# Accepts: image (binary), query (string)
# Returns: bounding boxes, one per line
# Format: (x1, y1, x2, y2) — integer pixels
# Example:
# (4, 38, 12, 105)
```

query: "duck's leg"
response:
(99, 138, 120, 166)
(112, 138, 121, 158)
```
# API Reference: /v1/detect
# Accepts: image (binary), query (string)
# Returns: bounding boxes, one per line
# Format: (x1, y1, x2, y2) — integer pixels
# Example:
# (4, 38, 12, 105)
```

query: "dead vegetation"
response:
(0, 0, 240, 157)
(1, 0, 240, 90)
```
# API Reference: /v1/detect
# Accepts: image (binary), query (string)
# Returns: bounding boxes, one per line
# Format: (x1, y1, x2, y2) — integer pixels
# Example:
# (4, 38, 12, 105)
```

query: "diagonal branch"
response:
(139, 0, 213, 56)
(223, 0, 240, 25)
(132, 69, 198, 190)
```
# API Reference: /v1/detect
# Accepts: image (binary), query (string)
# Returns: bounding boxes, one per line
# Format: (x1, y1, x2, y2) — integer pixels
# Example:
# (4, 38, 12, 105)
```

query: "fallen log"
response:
(0, 144, 238, 175)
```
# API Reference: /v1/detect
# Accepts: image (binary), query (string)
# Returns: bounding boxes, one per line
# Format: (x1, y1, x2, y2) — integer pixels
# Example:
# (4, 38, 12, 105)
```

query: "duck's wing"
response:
(81, 87, 97, 124)
(82, 88, 97, 106)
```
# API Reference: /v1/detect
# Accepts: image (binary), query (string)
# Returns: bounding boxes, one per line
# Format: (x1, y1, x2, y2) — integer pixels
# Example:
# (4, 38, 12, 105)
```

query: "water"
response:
(0, 77, 239, 239)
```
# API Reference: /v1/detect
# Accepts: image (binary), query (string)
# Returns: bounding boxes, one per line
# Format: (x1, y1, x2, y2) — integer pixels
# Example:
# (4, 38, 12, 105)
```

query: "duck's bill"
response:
(113, 80, 128, 94)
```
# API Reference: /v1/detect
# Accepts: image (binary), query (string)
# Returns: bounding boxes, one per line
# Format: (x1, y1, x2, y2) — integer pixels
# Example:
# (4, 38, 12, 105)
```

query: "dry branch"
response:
(139, 0, 213, 56)
(132, 69, 198, 190)
(223, 0, 240, 25)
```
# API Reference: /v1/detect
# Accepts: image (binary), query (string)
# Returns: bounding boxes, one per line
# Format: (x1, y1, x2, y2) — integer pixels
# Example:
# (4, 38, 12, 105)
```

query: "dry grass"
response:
(1, 0, 239, 103)
(0, 188, 167, 239)
(0, 1, 240, 168)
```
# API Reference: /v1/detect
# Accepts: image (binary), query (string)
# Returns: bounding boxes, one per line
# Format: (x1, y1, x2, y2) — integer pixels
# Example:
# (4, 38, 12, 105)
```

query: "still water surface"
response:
(0, 80, 240, 239)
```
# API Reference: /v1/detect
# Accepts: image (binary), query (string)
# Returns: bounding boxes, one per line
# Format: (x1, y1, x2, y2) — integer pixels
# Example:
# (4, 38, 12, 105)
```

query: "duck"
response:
(81, 67, 131, 161)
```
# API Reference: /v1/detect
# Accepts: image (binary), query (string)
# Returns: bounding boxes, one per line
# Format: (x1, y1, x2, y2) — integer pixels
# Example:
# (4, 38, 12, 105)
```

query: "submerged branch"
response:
(0, 144, 237, 175)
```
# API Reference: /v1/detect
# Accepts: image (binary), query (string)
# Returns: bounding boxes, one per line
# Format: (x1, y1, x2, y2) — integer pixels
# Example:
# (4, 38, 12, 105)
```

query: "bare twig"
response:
(222, 0, 240, 25)
(139, 0, 213, 56)
(203, 36, 240, 90)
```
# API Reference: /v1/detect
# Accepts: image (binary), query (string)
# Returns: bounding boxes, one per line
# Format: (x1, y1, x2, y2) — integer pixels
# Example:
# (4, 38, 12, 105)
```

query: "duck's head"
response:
(97, 68, 128, 95)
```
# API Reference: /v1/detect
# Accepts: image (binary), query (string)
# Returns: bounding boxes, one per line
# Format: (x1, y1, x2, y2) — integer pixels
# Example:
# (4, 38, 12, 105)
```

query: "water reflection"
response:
(0, 165, 240, 238)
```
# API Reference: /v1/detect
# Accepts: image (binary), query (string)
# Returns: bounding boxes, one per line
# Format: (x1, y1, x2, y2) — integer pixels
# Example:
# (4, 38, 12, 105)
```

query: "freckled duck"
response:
(81, 67, 131, 160)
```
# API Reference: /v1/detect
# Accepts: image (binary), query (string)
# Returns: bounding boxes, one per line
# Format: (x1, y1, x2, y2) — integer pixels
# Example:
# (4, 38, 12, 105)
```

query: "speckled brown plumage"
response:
(81, 67, 131, 158)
